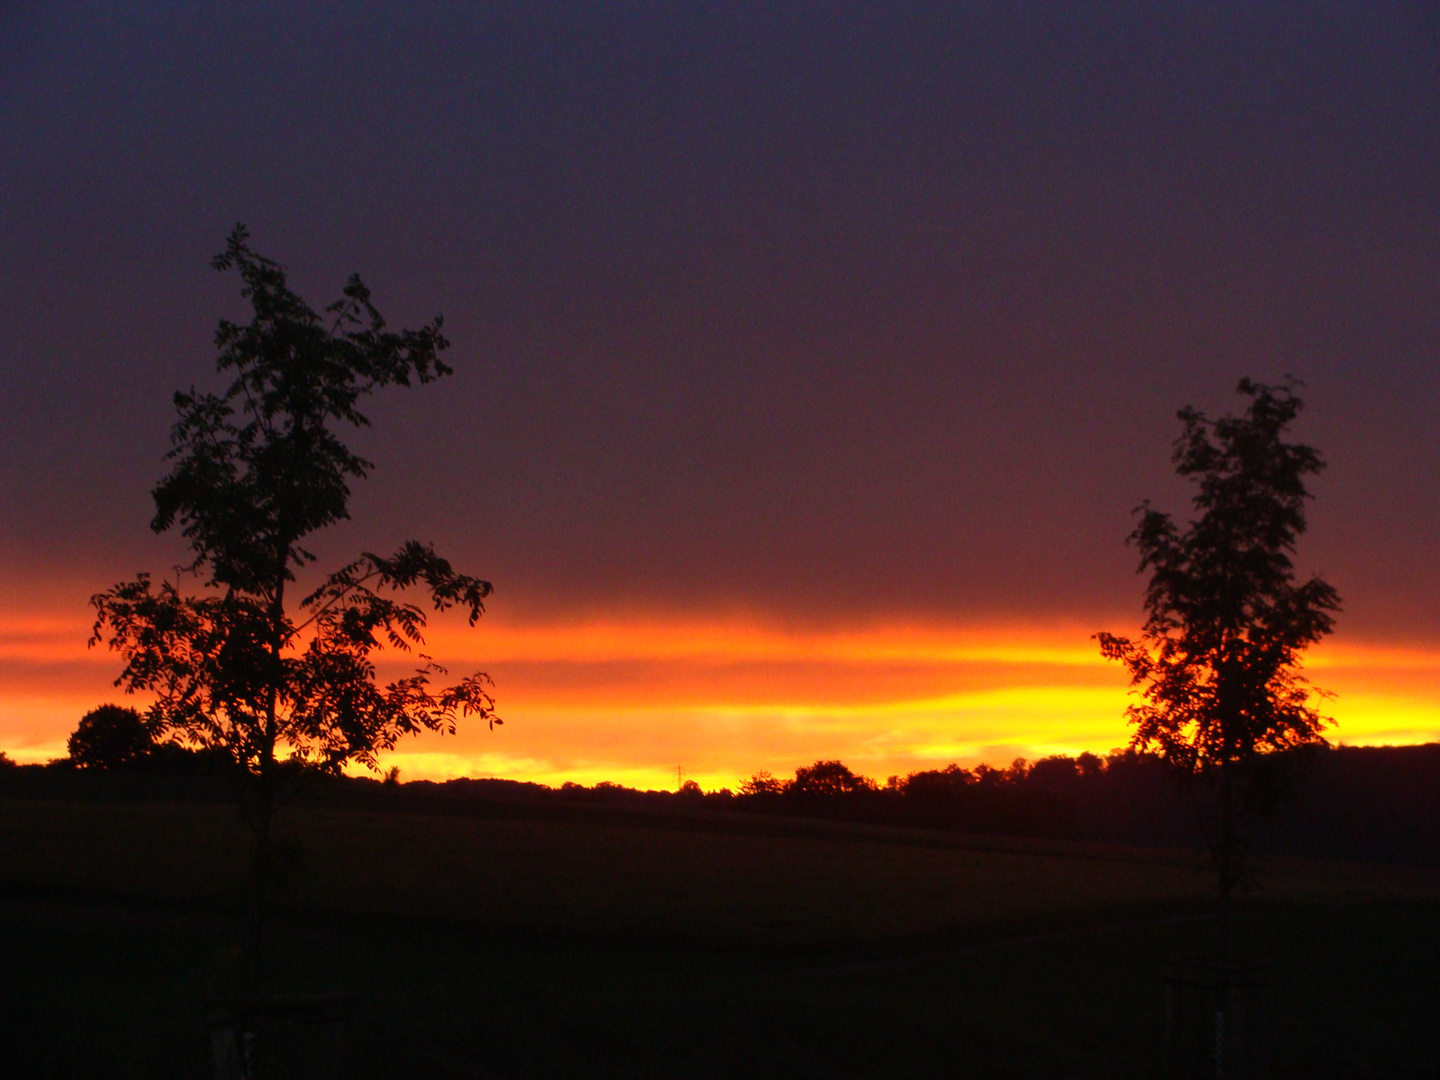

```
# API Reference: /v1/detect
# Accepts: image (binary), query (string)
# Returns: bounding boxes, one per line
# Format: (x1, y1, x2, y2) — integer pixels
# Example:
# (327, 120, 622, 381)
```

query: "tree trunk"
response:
(1219, 754, 1235, 969)
(243, 560, 289, 993)
(244, 798, 272, 994)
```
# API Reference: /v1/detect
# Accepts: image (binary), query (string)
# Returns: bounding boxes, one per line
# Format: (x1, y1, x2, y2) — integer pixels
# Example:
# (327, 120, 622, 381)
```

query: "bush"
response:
(67, 705, 155, 769)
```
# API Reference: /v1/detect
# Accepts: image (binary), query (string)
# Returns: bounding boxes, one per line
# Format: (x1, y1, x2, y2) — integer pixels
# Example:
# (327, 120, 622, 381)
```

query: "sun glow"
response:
(4, 604, 1440, 788)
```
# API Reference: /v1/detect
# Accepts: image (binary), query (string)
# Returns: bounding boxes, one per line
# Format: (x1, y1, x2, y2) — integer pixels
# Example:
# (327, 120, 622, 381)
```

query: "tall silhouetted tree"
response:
(90, 226, 500, 977)
(1097, 378, 1339, 962)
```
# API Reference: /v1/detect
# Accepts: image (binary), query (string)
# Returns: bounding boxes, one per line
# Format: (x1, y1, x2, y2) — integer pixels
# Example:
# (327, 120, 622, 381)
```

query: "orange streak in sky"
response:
(3, 608, 1440, 789)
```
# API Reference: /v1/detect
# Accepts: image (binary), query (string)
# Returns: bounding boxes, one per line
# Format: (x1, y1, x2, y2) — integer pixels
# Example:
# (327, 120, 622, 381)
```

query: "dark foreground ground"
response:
(2, 791, 1438, 1078)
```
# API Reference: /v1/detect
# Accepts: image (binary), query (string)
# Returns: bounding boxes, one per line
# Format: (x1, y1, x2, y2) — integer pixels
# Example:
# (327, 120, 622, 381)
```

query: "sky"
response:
(3, 2, 1440, 788)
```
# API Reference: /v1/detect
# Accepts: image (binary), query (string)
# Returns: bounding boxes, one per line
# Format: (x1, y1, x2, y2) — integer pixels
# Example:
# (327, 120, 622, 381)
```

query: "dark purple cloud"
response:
(3, 2, 1438, 636)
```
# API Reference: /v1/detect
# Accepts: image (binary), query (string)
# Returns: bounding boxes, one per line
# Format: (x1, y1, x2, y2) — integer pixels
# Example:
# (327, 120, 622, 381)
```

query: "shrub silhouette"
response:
(67, 704, 155, 769)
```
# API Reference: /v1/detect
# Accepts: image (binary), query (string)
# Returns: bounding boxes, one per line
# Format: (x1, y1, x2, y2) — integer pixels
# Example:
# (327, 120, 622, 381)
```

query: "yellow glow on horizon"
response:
(5, 606, 1440, 787)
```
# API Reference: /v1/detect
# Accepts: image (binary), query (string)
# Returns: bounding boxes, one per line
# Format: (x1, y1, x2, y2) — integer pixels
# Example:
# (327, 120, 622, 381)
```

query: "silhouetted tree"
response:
(972, 763, 1008, 787)
(89, 226, 500, 979)
(790, 760, 876, 797)
(1096, 378, 1340, 961)
(67, 704, 155, 768)
(740, 769, 784, 796)
(1027, 755, 1081, 790)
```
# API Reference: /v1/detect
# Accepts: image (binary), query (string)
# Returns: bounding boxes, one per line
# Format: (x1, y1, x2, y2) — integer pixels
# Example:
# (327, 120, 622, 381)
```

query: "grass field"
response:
(3, 795, 1439, 1078)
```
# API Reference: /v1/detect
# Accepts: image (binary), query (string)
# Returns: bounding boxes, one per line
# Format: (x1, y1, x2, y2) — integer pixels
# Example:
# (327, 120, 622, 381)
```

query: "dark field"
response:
(3, 795, 1439, 1078)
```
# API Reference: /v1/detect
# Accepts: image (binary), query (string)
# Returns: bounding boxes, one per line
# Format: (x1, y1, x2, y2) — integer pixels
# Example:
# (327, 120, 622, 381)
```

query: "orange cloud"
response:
(3, 605, 1439, 790)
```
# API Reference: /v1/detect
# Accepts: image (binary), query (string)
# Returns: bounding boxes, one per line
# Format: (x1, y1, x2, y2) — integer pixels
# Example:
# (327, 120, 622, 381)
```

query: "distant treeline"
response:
(738, 748, 1440, 865)
(7, 741, 1440, 866)
(429, 746, 1440, 865)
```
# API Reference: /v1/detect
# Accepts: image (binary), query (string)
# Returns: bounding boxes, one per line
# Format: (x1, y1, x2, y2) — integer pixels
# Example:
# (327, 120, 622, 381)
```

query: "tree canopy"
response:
(90, 226, 498, 790)
(1096, 379, 1340, 776)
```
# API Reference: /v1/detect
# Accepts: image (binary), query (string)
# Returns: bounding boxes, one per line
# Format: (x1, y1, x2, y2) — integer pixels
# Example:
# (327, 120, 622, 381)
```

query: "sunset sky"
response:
(3, 4, 1440, 789)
